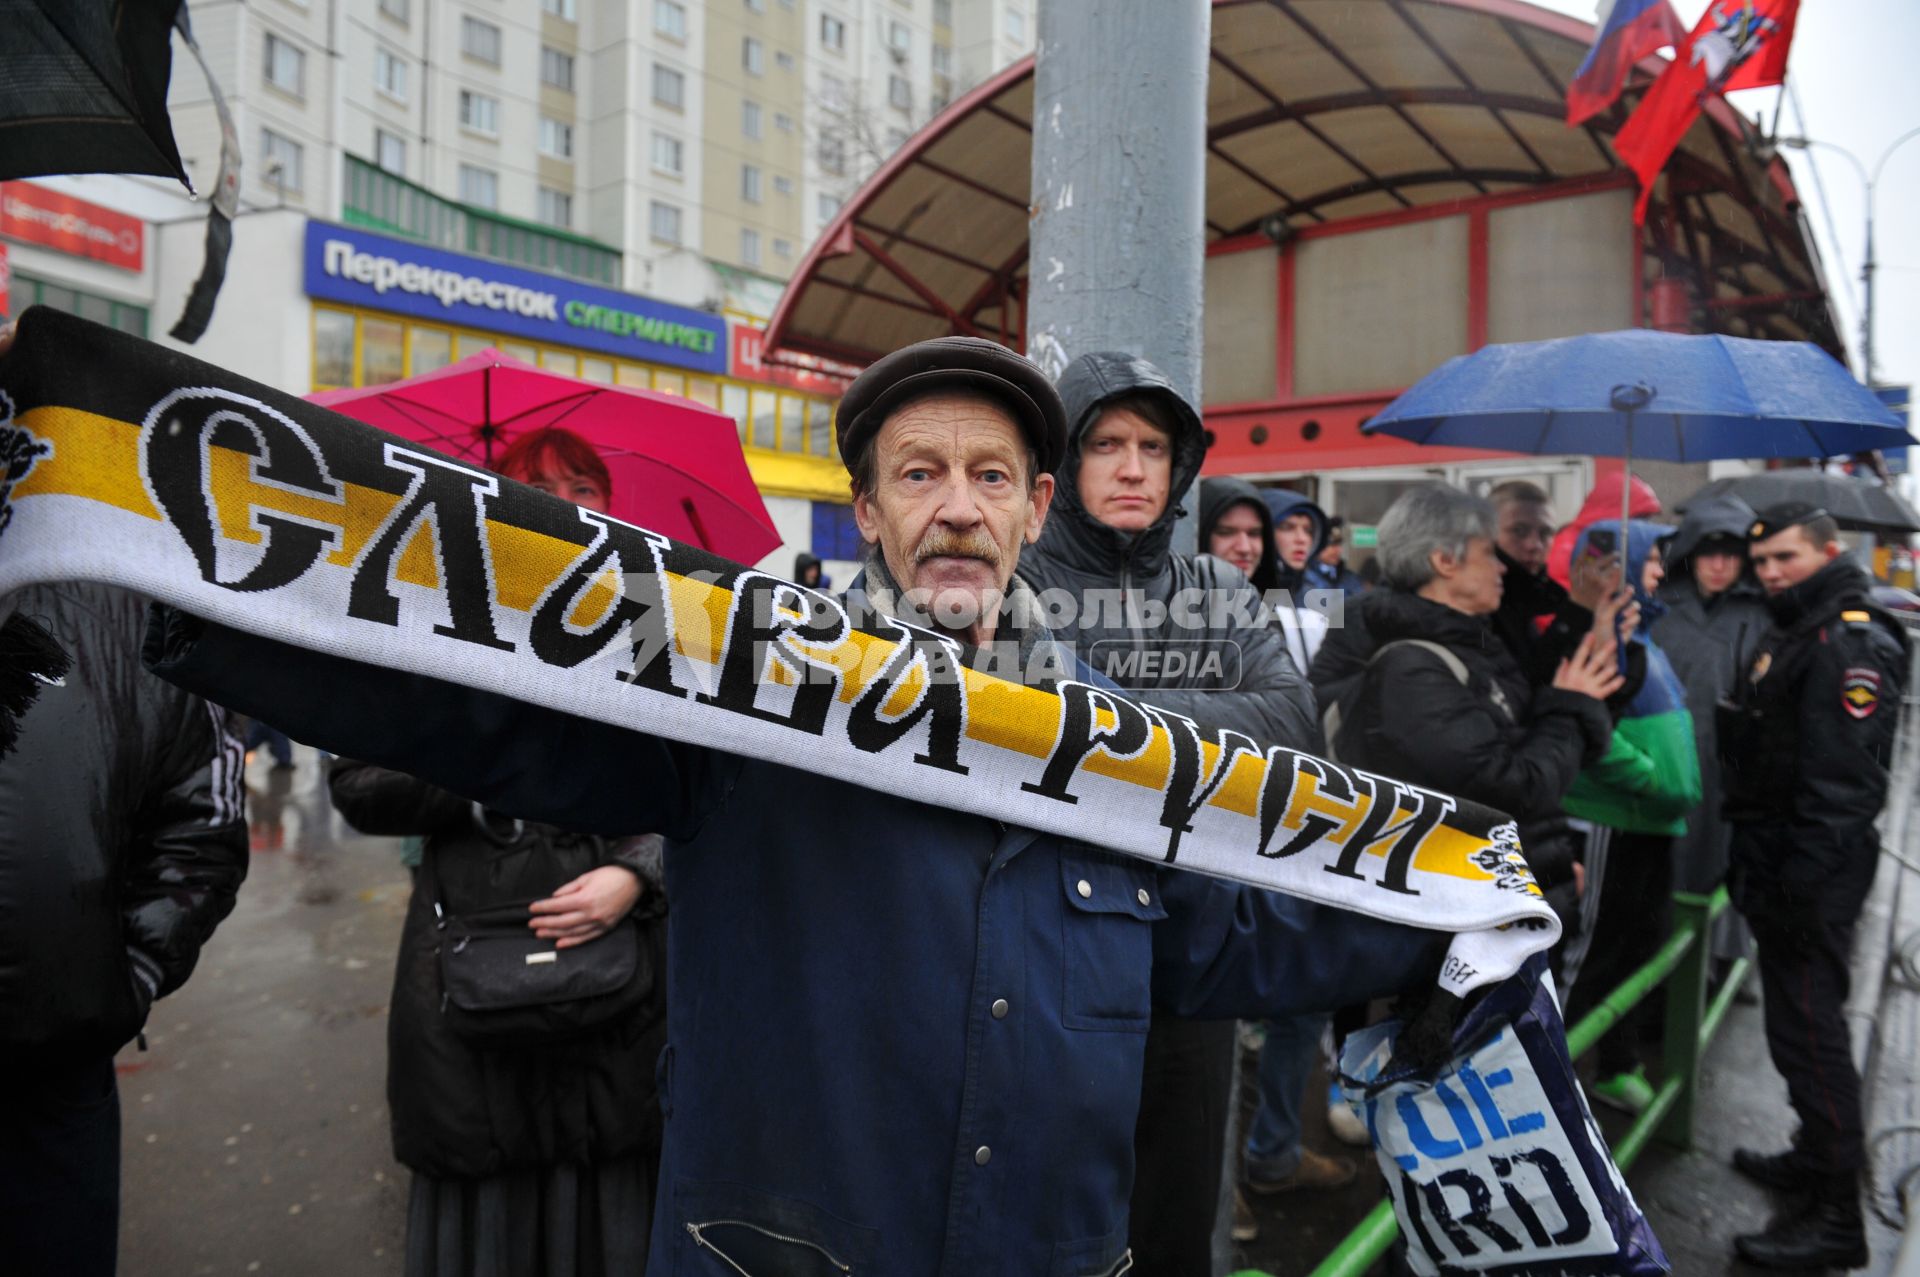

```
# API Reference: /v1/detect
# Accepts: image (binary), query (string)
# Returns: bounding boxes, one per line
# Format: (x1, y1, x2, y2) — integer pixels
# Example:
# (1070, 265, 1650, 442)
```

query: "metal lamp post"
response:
(1780, 127, 1920, 386)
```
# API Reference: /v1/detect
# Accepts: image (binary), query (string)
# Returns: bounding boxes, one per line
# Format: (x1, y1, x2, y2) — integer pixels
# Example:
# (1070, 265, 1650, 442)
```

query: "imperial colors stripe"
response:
(0, 308, 1560, 994)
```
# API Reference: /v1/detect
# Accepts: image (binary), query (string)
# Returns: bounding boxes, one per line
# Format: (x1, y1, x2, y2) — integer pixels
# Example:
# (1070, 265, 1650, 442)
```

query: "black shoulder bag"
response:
(425, 807, 654, 1044)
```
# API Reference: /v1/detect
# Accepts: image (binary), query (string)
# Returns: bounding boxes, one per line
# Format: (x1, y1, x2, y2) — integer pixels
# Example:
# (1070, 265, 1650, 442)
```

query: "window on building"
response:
(652, 63, 685, 109)
(461, 16, 502, 64)
(773, 174, 793, 194)
(651, 131, 684, 175)
(375, 129, 406, 173)
(817, 192, 840, 223)
(740, 228, 761, 268)
(314, 308, 354, 385)
(541, 0, 577, 19)
(742, 99, 762, 140)
(264, 33, 305, 97)
(745, 0, 766, 11)
(379, 0, 409, 23)
(932, 42, 951, 74)
(934, 0, 953, 26)
(654, 0, 686, 40)
(776, 50, 795, 70)
(9, 272, 149, 337)
(650, 201, 683, 244)
(375, 47, 407, 100)
(774, 238, 793, 259)
(458, 90, 500, 135)
(818, 135, 845, 174)
(539, 117, 574, 159)
(741, 164, 762, 203)
(261, 128, 304, 191)
(1006, 6, 1026, 42)
(820, 73, 847, 109)
(459, 164, 499, 209)
(885, 127, 909, 151)
(537, 186, 573, 228)
(820, 14, 846, 51)
(742, 36, 764, 75)
(541, 47, 575, 92)
(889, 20, 911, 51)
(775, 111, 794, 132)
(888, 74, 912, 111)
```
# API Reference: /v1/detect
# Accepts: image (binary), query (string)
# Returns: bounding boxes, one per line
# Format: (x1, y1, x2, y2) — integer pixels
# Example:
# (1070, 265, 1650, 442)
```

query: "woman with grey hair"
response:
(1310, 482, 1625, 945)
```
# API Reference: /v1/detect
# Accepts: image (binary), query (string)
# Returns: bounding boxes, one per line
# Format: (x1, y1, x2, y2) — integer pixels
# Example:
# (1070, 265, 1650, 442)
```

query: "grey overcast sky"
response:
(1535, 0, 1920, 395)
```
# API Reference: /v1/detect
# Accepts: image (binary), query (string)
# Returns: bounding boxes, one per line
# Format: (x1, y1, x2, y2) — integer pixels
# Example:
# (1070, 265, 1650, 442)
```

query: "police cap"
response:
(836, 336, 1068, 479)
(1747, 501, 1831, 542)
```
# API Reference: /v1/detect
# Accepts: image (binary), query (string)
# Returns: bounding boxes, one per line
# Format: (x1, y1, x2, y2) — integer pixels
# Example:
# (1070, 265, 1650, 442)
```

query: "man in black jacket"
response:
(1018, 352, 1318, 1276)
(0, 582, 249, 1277)
(1722, 503, 1908, 1272)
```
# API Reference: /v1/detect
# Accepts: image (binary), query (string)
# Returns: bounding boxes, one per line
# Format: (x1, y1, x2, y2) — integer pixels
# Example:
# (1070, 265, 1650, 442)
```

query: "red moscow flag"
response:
(1613, 0, 1801, 223)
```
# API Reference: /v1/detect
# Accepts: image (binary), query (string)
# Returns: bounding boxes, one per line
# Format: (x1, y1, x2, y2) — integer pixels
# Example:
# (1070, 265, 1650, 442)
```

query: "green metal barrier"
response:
(1293, 886, 1746, 1277)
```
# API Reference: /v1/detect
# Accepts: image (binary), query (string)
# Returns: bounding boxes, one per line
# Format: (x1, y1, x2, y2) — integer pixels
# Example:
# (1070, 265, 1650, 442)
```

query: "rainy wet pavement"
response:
(116, 744, 1902, 1275)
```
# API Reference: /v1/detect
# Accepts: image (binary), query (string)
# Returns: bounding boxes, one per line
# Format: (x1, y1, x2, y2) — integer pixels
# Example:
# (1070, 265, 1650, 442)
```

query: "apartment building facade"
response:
(4, 0, 1032, 574)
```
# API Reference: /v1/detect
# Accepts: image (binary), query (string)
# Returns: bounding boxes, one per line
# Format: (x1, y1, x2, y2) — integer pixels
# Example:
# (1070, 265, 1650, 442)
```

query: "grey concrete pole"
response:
(1026, 0, 1212, 556)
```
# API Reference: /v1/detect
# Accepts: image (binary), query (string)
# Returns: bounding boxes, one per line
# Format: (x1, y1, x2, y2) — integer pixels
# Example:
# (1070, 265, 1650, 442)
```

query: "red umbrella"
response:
(310, 349, 780, 563)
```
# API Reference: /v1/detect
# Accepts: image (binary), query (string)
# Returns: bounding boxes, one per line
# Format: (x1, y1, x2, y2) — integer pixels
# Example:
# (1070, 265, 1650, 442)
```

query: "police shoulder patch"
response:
(1841, 667, 1882, 719)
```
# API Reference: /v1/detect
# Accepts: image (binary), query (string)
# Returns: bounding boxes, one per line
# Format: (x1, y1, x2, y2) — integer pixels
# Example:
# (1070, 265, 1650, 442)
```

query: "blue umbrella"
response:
(1364, 329, 1911, 532)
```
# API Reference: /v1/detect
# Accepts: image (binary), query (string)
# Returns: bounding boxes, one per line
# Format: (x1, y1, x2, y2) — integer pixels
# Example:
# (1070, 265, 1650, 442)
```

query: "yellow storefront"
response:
(308, 302, 849, 505)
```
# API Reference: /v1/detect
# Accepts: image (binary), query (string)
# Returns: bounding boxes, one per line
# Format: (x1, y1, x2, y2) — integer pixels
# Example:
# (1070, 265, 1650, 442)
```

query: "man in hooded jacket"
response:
(1019, 353, 1319, 1275)
(1656, 491, 1768, 970)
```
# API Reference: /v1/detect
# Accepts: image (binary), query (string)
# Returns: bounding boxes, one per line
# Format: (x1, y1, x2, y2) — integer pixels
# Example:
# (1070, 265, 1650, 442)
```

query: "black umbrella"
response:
(0, 0, 189, 186)
(1679, 471, 1920, 535)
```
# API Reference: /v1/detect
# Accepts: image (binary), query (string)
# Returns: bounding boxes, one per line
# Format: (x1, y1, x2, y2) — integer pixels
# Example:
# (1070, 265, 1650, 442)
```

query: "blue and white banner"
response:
(302, 221, 727, 375)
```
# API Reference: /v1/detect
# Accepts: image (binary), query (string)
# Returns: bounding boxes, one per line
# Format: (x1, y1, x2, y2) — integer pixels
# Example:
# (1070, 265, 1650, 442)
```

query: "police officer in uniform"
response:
(1720, 502, 1907, 1270)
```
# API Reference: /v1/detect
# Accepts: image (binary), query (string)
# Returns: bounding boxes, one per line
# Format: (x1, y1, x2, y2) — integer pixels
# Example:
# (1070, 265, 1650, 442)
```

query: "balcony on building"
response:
(342, 153, 620, 287)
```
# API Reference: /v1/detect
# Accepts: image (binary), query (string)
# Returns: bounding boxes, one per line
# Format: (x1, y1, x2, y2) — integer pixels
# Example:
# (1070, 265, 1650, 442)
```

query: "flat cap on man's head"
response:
(1748, 501, 1831, 542)
(836, 336, 1068, 478)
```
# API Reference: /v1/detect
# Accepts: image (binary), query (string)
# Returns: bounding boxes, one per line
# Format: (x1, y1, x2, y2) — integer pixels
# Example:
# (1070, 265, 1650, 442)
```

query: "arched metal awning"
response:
(765, 0, 1841, 368)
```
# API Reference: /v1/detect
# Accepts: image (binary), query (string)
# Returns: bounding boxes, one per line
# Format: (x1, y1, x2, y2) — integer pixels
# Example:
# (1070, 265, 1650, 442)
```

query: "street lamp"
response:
(1779, 127, 1920, 386)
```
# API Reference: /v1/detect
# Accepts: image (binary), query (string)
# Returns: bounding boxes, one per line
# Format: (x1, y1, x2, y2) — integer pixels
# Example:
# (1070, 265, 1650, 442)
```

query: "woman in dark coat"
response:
(331, 427, 668, 1277)
(1657, 490, 1771, 963)
(1313, 483, 1621, 942)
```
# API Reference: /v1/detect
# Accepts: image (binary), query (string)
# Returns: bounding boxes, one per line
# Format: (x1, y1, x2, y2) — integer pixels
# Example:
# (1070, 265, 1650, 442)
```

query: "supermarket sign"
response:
(0, 182, 144, 271)
(732, 324, 858, 395)
(303, 221, 726, 374)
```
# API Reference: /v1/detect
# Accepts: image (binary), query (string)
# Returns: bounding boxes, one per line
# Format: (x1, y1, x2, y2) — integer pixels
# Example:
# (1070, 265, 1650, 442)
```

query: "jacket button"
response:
(1136, 888, 1151, 906)
(1076, 879, 1092, 898)
(991, 998, 1009, 1019)
(974, 1145, 992, 1166)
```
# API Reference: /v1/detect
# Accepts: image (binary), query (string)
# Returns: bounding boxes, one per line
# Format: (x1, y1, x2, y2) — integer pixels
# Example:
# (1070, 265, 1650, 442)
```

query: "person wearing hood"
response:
(1718, 503, 1907, 1271)
(1558, 521, 1703, 1115)
(1020, 353, 1320, 1276)
(1656, 492, 1769, 973)
(1547, 471, 1662, 588)
(792, 551, 830, 591)
(1198, 477, 1333, 674)
(1198, 481, 1361, 1228)
(1307, 516, 1367, 598)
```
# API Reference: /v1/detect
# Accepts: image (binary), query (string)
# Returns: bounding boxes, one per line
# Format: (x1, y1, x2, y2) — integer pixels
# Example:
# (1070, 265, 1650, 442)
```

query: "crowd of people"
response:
(0, 316, 1909, 1275)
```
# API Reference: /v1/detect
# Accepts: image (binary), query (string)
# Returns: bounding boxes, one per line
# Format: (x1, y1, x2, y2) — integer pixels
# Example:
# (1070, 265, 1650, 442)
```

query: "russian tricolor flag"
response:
(1566, 0, 1688, 125)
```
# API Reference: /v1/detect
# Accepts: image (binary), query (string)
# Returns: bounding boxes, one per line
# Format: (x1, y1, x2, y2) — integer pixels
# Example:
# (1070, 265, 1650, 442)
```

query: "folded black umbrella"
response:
(1681, 470, 1920, 535)
(0, 0, 188, 186)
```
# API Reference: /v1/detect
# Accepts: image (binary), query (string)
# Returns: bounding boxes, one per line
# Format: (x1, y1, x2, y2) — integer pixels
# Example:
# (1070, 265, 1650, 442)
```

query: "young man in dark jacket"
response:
(1019, 354, 1321, 1274)
(0, 582, 248, 1277)
(1656, 491, 1768, 969)
(1721, 503, 1908, 1272)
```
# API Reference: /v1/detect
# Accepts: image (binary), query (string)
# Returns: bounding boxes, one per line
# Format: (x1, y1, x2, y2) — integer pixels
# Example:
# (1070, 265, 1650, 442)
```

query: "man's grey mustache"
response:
(914, 531, 1000, 565)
